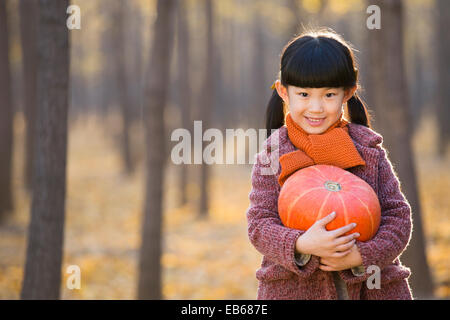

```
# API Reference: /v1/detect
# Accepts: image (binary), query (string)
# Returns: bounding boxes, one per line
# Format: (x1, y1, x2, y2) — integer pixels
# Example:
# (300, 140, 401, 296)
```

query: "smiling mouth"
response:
(305, 116, 325, 122)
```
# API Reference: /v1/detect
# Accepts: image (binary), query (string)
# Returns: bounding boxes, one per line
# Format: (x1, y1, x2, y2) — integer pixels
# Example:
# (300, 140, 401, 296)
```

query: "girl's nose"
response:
(308, 100, 324, 112)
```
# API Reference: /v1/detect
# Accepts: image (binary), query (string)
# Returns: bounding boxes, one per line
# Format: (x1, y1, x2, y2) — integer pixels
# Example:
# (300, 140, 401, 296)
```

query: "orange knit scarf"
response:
(278, 112, 366, 186)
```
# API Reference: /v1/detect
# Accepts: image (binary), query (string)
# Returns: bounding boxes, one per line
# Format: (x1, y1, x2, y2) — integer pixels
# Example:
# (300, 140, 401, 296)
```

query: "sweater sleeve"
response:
(246, 149, 319, 278)
(340, 145, 412, 284)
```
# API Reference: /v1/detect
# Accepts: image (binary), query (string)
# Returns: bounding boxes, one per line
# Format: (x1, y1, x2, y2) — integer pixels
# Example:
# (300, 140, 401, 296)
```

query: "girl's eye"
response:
(298, 92, 308, 97)
(326, 93, 336, 97)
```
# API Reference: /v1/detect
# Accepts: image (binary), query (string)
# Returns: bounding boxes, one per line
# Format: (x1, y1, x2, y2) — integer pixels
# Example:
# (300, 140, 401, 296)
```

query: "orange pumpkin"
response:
(278, 164, 381, 242)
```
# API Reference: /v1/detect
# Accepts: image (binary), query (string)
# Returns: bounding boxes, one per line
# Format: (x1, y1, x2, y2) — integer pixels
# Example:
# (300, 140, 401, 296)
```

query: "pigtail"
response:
(347, 92, 372, 129)
(265, 88, 285, 137)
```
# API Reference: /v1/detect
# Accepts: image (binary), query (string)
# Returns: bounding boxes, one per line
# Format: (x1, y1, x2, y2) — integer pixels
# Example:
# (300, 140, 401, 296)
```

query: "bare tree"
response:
(19, 0, 38, 192)
(21, 0, 70, 299)
(99, 3, 115, 118)
(367, 0, 434, 299)
(250, 1, 268, 131)
(436, 0, 450, 157)
(409, 37, 425, 128)
(199, 0, 214, 218)
(112, 0, 134, 174)
(138, 0, 177, 300)
(129, 2, 144, 121)
(176, 0, 191, 206)
(0, 0, 14, 223)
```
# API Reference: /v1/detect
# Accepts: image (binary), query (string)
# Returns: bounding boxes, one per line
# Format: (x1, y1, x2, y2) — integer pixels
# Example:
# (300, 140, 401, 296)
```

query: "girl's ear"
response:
(275, 80, 289, 105)
(343, 86, 357, 103)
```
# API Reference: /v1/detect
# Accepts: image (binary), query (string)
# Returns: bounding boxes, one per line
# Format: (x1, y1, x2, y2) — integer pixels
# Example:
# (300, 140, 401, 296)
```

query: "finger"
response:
(335, 239, 356, 252)
(329, 222, 357, 238)
(334, 233, 359, 246)
(319, 264, 336, 272)
(319, 257, 334, 266)
(316, 211, 336, 227)
(330, 248, 353, 258)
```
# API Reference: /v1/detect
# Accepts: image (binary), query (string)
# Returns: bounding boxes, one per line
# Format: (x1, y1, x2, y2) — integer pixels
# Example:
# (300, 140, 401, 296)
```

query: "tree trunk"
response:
(99, 3, 115, 119)
(19, 0, 38, 192)
(113, 0, 134, 175)
(138, 0, 176, 300)
(250, 2, 267, 131)
(409, 38, 425, 129)
(129, 3, 144, 121)
(367, 0, 434, 299)
(0, 0, 14, 223)
(199, 0, 214, 218)
(176, 0, 191, 207)
(288, 0, 302, 37)
(436, 0, 450, 157)
(21, 0, 70, 300)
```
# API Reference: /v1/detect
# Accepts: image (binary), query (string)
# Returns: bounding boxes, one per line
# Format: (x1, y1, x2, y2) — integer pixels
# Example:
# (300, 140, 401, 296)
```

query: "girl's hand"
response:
(295, 211, 360, 258)
(319, 243, 363, 271)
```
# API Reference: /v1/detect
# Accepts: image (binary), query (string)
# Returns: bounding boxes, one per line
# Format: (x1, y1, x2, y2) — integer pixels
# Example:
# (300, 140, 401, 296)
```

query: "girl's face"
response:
(275, 81, 356, 135)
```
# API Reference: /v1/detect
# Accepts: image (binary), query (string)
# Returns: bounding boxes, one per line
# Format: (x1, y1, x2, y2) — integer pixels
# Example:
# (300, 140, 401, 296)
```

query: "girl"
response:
(246, 29, 413, 300)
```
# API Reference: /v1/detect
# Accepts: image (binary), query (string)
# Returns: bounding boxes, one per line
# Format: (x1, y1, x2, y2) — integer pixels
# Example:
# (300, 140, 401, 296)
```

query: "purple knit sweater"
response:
(246, 123, 414, 300)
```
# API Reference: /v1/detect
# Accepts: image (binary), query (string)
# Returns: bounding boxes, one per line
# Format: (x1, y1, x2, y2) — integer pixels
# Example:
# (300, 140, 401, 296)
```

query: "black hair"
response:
(265, 28, 372, 136)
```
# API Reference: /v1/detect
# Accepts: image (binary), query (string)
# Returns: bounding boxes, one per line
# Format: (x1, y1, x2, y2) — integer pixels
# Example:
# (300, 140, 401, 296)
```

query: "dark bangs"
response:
(281, 36, 357, 89)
